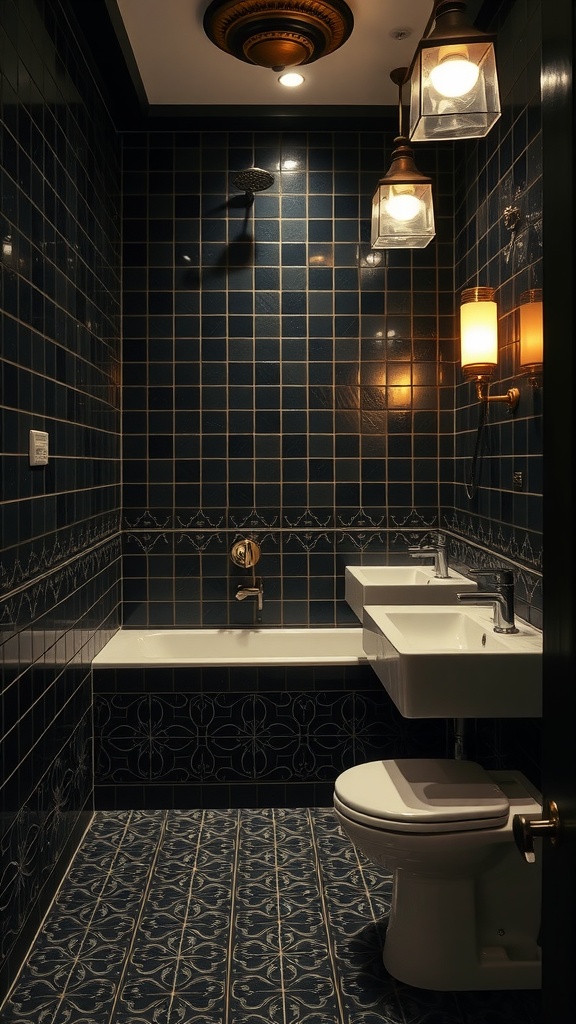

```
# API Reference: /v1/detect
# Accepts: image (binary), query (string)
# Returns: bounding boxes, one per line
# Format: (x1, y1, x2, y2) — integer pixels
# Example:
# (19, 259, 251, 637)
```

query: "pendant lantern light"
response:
(408, 0, 501, 142)
(371, 68, 435, 250)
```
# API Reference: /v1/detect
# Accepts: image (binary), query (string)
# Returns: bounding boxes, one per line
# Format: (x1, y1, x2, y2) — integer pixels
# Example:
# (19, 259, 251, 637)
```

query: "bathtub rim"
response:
(92, 626, 368, 668)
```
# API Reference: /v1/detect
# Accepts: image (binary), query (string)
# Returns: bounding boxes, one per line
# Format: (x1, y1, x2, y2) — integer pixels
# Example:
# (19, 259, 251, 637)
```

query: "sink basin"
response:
(362, 604, 542, 718)
(345, 564, 477, 620)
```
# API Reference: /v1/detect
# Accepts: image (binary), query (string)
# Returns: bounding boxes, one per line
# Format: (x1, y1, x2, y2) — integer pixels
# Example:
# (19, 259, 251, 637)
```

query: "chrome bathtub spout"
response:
(457, 568, 518, 633)
(236, 577, 263, 613)
(408, 531, 449, 578)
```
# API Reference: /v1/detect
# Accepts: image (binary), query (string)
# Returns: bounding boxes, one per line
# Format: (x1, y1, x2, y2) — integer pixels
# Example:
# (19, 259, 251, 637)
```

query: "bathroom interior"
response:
(1, 0, 574, 1021)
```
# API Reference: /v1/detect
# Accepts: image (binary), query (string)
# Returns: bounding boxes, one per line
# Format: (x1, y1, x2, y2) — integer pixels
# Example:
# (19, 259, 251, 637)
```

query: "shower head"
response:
(231, 167, 275, 197)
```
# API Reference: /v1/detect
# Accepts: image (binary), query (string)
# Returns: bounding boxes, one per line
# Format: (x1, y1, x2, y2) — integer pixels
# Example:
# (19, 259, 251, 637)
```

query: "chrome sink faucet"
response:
(408, 531, 449, 578)
(236, 576, 264, 613)
(457, 568, 518, 634)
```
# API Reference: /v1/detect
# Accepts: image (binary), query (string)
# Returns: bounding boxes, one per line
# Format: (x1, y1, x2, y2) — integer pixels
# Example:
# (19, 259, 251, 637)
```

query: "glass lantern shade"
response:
(408, 2, 500, 142)
(370, 137, 435, 249)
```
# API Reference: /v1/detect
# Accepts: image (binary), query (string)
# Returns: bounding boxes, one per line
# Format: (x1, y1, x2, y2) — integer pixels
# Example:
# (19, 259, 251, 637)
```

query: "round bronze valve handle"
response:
(230, 538, 261, 569)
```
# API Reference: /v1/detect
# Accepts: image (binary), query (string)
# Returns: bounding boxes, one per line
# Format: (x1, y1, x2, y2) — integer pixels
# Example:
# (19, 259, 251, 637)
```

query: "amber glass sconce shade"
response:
(409, 1, 501, 142)
(519, 289, 543, 385)
(460, 287, 519, 409)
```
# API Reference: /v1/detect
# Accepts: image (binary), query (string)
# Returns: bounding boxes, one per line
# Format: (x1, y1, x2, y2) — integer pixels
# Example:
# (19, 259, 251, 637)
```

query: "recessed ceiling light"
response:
(278, 72, 305, 87)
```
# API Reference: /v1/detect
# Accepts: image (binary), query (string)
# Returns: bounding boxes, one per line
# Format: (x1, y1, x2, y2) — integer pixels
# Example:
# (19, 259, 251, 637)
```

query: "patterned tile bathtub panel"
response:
(92, 666, 449, 807)
(0, 809, 542, 1024)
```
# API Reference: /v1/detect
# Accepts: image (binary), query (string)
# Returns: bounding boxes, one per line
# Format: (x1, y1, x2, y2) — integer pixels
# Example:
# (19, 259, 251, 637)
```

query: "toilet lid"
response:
(334, 759, 510, 833)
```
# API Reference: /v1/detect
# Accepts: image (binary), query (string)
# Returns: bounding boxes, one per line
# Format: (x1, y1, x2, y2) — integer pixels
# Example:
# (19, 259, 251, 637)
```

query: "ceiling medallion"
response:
(203, 0, 354, 71)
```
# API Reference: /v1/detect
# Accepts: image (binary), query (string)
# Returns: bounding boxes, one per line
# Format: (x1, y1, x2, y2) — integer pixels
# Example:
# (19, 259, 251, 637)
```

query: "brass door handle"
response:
(513, 799, 561, 863)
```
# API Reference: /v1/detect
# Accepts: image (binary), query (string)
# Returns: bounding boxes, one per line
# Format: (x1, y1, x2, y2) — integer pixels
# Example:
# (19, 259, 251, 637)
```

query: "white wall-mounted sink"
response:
(363, 604, 542, 719)
(345, 564, 477, 620)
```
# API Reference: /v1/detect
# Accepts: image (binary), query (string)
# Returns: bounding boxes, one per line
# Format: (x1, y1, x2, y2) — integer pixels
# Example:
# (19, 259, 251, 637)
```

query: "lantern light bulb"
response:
(429, 54, 480, 98)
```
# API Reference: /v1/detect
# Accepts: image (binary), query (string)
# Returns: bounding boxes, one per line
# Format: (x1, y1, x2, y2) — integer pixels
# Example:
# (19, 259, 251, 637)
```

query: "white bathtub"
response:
(92, 627, 367, 668)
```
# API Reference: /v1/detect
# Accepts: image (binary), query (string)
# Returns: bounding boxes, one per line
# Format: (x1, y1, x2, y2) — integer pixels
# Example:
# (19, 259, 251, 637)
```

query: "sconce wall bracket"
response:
(471, 379, 520, 409)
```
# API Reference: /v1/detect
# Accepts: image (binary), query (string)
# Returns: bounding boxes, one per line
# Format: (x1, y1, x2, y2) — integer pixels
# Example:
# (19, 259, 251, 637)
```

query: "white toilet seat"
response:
(334, 759, 511, 833)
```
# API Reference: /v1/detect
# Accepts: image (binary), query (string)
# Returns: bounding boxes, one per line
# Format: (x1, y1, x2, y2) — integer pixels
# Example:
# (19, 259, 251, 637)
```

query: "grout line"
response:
(224, 809, 242, 1024)
(272, 810, 288, 1024)
(166, 809, 206, 1020)
(307, 808, 347, 1024)
(107, 809, 169, 1024)
(67, 812, 139, 985)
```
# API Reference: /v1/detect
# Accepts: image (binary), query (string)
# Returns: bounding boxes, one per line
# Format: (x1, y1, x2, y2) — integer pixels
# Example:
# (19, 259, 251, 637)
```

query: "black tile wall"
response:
(448, 0, 544, 805)
(0, 0, 121, 1001)
(121, 128, 457, 628)
(0, 0, 545, 998)
(450, 0, 543, 596)
(113, 0, 544, 819)
(121, 0, 543, 631)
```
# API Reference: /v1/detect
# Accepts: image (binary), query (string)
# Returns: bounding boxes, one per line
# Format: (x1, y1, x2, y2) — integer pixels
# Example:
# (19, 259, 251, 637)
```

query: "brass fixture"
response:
(236, 577, 264, 613)
(503, 204, 522, 264)
(408, 0, 501, 142)
(230, 538, 261, 568)
(460, 287, 519, 409)
(371, 68, 435, 250)
(519, 289, 543, 386)
(503, 205, 521, 233)
(513, 799, 561, 863)
(203, 0, 354, 71)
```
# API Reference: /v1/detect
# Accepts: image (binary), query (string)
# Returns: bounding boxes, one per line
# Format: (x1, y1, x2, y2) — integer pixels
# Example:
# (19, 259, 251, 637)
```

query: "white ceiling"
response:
(109, 0, 434, 109)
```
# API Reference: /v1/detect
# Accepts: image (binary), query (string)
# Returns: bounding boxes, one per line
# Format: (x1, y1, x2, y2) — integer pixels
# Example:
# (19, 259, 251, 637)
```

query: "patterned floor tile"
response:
(0, 808, 542, 1024)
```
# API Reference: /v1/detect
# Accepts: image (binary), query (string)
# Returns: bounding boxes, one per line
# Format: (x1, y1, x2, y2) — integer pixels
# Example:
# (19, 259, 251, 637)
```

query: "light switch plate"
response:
(29, 429, 49, 466)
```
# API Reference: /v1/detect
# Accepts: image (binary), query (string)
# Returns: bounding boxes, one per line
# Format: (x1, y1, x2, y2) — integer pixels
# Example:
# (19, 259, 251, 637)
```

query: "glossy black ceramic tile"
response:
(120, 524, 540, 630)
(1, 0, 544, 1003)
(121, 126, 460, 627)
(0, 809, 541, 1024)
(452, 7, 543, 577)
(0, 0, 121, 1001)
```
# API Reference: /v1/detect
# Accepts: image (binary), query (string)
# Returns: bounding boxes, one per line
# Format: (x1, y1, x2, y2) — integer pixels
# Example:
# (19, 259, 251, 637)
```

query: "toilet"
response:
(333, 758, 542, 991)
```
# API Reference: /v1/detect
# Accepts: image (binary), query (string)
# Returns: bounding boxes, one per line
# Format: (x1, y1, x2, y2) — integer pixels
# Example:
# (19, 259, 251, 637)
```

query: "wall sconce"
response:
(408, 0, 501, 142)
(371, 68, 435, 249)
(519, 289, 543, 386)
(460, 287, 519, 409)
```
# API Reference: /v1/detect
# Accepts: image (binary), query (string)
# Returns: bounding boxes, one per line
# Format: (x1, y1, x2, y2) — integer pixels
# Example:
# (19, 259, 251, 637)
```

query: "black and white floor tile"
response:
(0, 809, 541, 1024)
